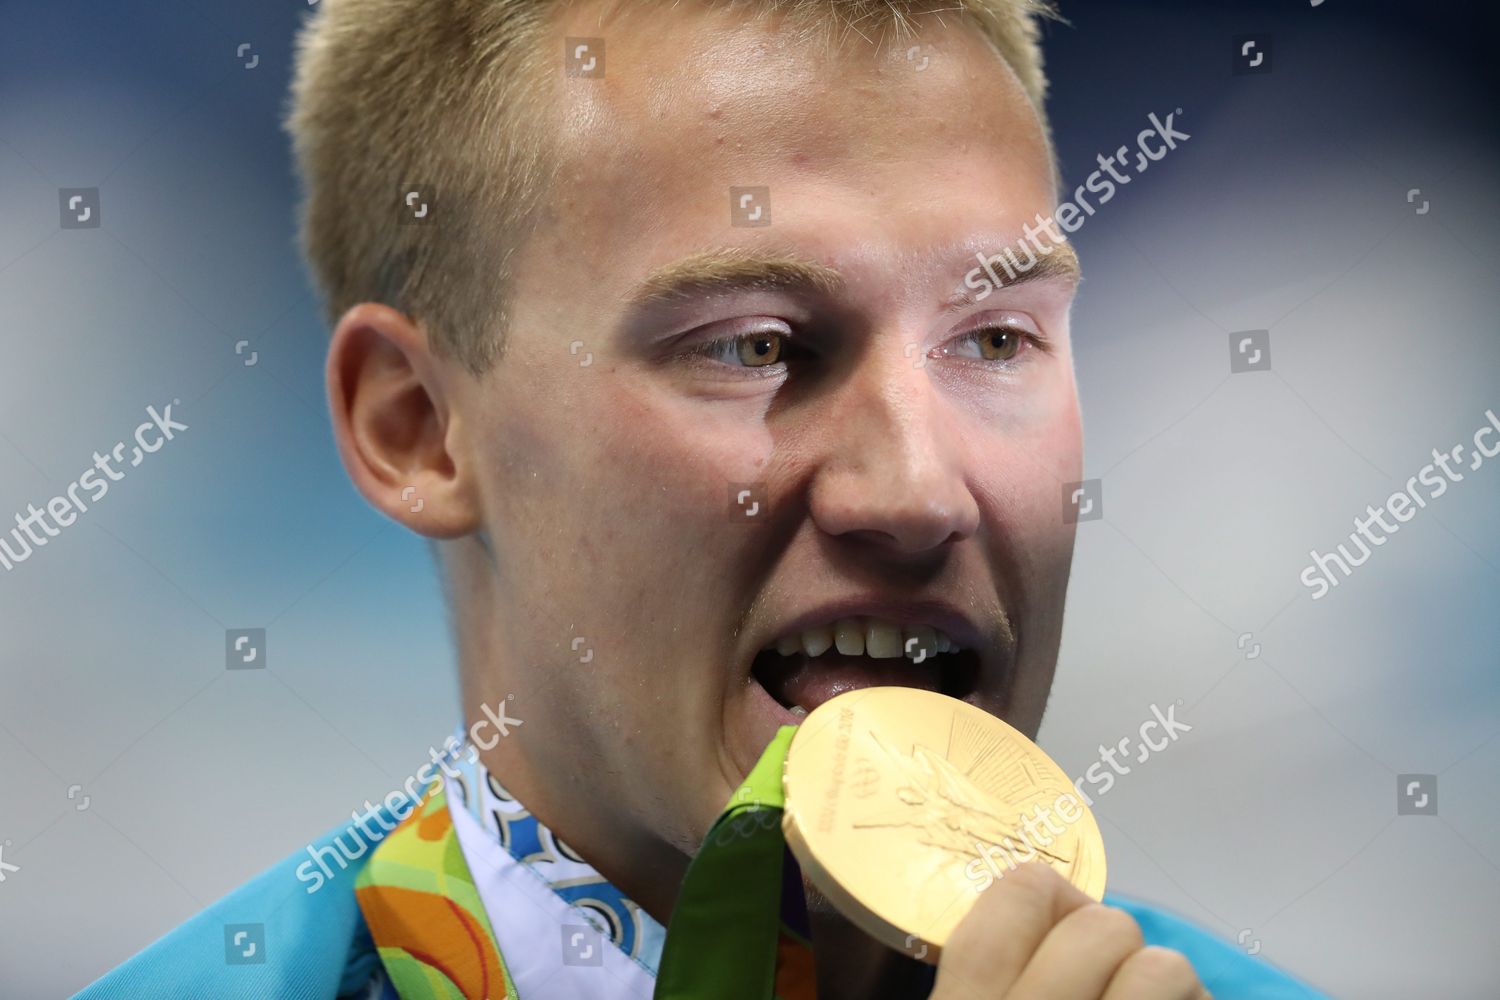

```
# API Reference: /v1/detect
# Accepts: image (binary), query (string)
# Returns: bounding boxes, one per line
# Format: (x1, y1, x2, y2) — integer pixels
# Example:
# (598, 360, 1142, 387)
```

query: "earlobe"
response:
(326, 302, 479, 539)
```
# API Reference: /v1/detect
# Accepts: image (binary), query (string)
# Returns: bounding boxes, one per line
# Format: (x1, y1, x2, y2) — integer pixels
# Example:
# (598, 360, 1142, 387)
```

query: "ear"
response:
(326, 302, 478, 538)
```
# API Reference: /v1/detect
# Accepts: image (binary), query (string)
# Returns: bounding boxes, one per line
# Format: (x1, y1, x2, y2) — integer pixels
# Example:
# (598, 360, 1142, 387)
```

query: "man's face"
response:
(450, 5, 1081, 860)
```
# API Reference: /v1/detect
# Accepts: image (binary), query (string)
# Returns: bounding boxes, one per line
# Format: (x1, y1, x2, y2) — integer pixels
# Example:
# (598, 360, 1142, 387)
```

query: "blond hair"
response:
(284, 0, 1057, 374)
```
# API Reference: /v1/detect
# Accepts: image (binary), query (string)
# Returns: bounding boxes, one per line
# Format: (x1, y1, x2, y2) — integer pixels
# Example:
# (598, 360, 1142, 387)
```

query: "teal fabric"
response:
(76, 804, 1327, 999)
(74, 801, 403, 1000)
(1105, 893, 1327, 999)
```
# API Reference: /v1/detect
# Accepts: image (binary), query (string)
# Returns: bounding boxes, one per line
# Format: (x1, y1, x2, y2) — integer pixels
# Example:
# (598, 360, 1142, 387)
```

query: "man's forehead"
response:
(521, 2, 1059, 315)
(547, 1, 1046, 168)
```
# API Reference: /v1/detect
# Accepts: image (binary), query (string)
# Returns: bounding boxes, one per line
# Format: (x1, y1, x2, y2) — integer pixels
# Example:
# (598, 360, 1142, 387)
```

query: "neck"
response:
(452, 544, 693, 924)
(467, 732, 689, 922)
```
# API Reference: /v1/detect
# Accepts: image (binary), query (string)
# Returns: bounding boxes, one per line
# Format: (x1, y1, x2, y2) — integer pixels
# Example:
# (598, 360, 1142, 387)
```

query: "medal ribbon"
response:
(357, 727, 812, 999)
(654, 724, 815, 1000)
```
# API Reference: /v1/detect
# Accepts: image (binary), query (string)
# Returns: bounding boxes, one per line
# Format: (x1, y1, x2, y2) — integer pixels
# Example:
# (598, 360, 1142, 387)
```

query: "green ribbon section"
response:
(654, 725, 800, 1000)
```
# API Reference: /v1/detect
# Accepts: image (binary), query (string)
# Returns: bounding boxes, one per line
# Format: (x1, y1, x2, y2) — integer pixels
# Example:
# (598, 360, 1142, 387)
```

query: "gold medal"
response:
(781, 687, 1106, 962)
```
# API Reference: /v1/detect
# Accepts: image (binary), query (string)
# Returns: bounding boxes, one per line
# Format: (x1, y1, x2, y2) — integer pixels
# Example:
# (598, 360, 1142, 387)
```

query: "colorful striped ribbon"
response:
(355, 787, 517, 999)
(358, 726, 814, 1000)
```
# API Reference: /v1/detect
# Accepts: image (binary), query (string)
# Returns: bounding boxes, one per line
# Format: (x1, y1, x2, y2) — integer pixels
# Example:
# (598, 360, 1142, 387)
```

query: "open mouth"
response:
(751, 616, 982, 717)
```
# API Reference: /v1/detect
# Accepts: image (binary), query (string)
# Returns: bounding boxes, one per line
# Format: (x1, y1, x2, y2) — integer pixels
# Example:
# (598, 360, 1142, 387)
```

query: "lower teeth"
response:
(789, 705, 808, 718)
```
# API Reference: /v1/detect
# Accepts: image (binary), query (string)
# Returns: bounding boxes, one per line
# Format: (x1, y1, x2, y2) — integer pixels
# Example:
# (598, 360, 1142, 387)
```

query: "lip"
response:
(756, 595, 991, 655)
(726, 593, 1015, 786)
(746, 593, 1014, 711)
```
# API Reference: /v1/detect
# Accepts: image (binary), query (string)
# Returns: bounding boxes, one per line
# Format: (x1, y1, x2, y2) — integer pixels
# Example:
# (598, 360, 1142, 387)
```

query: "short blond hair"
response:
(285, 0, 1057, 374)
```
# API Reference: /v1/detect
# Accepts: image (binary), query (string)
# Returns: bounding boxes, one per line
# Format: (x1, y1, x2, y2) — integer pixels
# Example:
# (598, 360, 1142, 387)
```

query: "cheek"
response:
(588, 391, 778, 526)
(965, 367, 1082, 488)
(1033, 394, 1084, 486)
(968, 387, 1082, 571)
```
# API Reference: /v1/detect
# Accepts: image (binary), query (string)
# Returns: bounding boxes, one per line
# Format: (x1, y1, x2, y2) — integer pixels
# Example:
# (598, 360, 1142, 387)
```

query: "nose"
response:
(806, 349, 980, 555)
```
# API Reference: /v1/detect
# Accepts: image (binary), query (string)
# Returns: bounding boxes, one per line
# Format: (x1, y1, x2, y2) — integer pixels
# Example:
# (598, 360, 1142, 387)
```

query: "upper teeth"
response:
(766, 617, 959, 661)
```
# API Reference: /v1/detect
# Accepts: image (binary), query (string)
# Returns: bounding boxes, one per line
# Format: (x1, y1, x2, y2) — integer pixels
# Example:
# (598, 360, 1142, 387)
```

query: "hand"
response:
(930, 863, 1209, 999)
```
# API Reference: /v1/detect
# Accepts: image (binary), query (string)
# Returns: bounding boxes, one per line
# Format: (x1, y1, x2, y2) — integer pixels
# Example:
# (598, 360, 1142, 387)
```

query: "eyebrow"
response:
(624, 237, 1082, 312)
(625, 247, 844, 309)
(941, 240, 1083, 313)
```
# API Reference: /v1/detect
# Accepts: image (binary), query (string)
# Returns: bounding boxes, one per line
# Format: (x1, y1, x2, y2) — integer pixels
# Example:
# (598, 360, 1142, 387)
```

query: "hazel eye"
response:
(691, 330, 789, 368)
(942, 320, 1046, 364)
(735, 333, 783, 367)
(973, 328, 1022, 361)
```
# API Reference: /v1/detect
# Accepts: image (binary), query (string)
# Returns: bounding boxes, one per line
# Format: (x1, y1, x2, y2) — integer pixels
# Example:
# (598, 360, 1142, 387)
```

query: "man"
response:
(80, 0, 1322, 996)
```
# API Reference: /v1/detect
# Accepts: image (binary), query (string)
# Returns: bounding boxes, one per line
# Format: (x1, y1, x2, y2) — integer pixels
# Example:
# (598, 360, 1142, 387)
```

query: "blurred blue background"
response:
(1, 0, 1496, 996)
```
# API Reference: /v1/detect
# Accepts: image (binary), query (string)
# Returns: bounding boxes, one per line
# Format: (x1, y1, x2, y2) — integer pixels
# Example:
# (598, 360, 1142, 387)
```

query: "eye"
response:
(736, 332, 783, 367)
(970, 328, 1023, 361)
(695, 330, 788, 368)
(941, 318, 1048, 364)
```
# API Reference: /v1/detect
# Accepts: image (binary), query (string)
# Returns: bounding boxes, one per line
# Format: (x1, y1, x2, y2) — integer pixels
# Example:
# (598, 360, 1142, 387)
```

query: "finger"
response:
(1100, 946, 1208, 1000)
(930, 862, 1094, 1000)
(1006, 902, 1143, 999)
